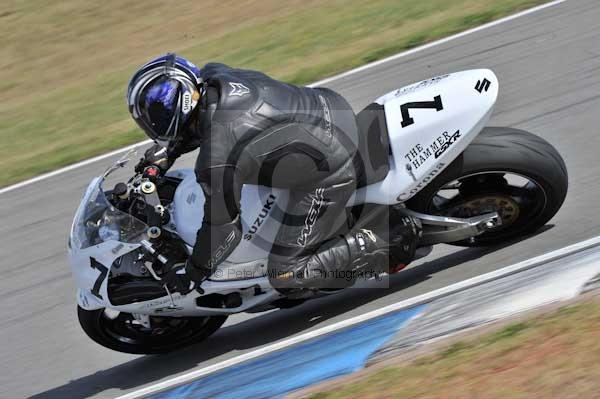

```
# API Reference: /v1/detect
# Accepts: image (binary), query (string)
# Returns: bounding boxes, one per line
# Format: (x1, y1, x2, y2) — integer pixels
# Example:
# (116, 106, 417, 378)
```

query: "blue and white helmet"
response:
(127, 53, 203, 144)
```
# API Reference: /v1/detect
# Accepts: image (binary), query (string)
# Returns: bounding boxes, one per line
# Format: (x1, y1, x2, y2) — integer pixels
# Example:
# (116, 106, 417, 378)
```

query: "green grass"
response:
(0, 0, 550, 187)
(308, 299, 600, 399)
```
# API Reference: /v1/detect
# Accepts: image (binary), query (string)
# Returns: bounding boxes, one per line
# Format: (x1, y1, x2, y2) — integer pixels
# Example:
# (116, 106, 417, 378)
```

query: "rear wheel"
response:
(78, 306, 227, 354)
(407, 127, 568, 246)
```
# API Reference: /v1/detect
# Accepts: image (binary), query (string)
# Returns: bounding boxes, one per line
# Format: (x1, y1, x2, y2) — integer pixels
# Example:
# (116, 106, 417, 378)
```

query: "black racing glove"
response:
(185, 258, 213, 286)
(162, 262, 195, 295)
(135, 144, 174, 175)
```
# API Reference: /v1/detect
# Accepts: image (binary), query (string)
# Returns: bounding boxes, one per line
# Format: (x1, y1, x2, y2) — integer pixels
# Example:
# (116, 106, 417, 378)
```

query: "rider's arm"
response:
(186, 126, 243, 283)
(166, 129, 203, 160)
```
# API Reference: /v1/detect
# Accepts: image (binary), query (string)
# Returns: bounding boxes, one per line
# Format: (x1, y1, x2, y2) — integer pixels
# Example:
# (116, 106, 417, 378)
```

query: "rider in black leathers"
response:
(127, 54, 420, 296)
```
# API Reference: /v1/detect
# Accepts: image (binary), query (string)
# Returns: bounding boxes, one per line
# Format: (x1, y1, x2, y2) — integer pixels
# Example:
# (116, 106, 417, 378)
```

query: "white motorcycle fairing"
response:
(69, 69, 498, 317)
(349, 69, 498, 204)
(68, 176, 287, 316)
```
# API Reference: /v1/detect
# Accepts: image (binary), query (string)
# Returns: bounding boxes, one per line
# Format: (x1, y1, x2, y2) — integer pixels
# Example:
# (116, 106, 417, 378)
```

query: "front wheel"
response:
(77, 306, 227, 354)
(407, 127, 568, 246)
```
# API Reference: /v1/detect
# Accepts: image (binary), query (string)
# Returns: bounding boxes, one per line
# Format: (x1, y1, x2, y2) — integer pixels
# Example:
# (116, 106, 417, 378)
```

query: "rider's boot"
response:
(345, 228, 390, 275)
(303, 215, 421, 286)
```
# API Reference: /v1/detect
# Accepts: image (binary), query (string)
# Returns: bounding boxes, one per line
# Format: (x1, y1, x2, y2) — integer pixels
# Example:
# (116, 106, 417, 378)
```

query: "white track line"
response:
(116, 233, 600, 399)
(0, 139, 152, 195)
(0, 0, 568, 196)
(309, 0, 568, 88)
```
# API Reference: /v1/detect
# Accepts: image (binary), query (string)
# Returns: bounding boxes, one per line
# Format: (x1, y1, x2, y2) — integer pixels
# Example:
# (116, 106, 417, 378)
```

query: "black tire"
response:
(78, 306, 227, 354)
(407, 127, 568, 246)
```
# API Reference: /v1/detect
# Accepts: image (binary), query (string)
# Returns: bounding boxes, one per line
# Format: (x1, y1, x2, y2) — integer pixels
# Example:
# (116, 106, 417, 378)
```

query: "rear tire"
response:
(407, 127, 568, 246)
(78, 306, 227, 354)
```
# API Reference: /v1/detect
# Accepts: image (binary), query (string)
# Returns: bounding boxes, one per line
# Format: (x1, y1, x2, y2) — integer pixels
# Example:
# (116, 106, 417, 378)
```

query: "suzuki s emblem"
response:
(475, 78, 491, 93)
(229, 82, 250, 97)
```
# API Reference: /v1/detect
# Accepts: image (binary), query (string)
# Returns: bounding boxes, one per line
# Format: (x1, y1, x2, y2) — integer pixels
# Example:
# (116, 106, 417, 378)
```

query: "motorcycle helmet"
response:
(127, 53, 203, 145)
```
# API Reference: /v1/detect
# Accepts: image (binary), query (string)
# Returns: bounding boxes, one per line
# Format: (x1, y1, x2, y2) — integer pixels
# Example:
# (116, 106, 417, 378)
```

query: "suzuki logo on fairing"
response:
(229, 82, 250, 97)
(297, 188, 325, 246)
(187, 193, 197, 204)
(475, 78, 491, 93)
(244, 194, 277, 241)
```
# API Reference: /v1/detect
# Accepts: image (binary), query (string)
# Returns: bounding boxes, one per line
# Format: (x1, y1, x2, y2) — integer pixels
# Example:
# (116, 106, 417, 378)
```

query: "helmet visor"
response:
(139, 77, 182, 140)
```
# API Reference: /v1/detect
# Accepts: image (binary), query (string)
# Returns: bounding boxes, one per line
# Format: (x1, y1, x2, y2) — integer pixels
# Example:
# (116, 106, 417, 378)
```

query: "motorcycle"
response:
(69, 69, 568, 354)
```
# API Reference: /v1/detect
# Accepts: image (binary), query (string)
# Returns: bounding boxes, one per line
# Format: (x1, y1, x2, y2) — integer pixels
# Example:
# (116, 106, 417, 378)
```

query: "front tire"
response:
(407, 127, 568, 246)
(78, 306, 227, 354)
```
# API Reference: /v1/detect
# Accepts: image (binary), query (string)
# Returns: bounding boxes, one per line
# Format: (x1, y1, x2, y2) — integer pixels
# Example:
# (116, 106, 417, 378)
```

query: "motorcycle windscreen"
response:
(70, 177, 148, 250)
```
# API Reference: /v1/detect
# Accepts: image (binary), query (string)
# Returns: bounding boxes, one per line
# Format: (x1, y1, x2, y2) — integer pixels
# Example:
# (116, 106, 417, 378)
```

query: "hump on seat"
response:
(354, 103, 391, 188)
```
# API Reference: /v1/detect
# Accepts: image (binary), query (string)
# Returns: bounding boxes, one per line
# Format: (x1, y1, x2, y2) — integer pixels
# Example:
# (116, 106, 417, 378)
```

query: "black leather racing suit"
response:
(164, 63, 416, 293)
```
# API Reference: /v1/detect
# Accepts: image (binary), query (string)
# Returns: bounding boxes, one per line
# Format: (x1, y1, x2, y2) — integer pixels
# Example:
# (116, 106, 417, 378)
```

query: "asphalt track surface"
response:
(1, 1, 599, 398)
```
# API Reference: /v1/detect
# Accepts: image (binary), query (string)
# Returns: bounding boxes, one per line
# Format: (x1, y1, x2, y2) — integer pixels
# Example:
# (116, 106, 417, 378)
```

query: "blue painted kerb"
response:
(148, 305, 425, 399)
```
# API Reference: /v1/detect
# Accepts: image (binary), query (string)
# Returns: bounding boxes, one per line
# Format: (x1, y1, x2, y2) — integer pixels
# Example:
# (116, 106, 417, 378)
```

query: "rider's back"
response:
(196, 63, 360, 189)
